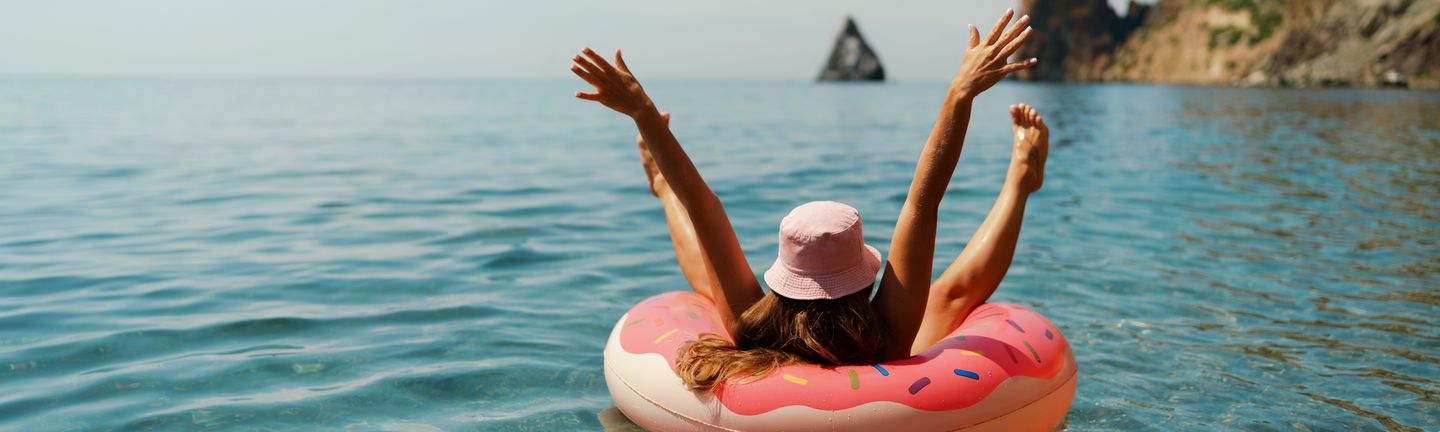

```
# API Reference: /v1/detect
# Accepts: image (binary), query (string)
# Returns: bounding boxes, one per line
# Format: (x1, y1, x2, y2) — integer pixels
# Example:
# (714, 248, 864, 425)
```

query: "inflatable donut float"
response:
(603, 291, 1077, 431)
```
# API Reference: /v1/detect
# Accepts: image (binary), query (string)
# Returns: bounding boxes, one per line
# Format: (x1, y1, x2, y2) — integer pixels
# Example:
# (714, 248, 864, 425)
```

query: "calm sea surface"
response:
(0, 79, 1435, 431)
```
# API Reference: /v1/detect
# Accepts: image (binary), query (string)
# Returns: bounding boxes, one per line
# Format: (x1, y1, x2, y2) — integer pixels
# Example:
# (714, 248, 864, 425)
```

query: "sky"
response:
(0, 0, 1138, 81)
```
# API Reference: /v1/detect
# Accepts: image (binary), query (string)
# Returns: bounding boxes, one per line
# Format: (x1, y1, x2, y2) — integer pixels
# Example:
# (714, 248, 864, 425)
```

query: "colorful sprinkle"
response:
(686, 310, 700, 320)
(871, 364, 889, 376)
(623, 318, 646, 328)
(1045, 329, 1054, 340)
(782, 374, 808, 385)
(908, 377, 932, 395)
(1005, 345, 1019, 363)
(960, 350, 982, 357)
(848, 370, 860, 389)
(1023, 341, 1042, 363)
(1007, 319, 1025, 333)
(653, 328, 678, 345)
(953, 369, 980, 380)
(952, 334, 967, 342)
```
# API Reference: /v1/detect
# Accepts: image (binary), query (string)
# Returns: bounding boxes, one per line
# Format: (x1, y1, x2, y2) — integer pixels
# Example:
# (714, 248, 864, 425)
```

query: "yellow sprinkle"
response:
(653, 328, 679, 344)
(782, 374, 808, 385)
(960, 350, 982, 357)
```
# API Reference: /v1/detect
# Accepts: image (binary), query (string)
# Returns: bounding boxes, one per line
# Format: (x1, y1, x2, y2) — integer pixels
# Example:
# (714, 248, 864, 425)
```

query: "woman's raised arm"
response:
(571, 48, 762, 331)
(874, 10, 1037, 358)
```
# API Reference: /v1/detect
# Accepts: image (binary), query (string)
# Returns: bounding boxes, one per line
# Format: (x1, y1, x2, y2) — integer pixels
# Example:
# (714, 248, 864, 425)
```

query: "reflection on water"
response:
(0, 79, 1434, 431)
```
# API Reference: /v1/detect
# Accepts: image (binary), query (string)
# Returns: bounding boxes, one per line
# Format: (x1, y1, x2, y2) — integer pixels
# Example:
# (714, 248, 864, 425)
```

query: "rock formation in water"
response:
(1015, 0, 1440, 90)
(818, 16, 886, 81)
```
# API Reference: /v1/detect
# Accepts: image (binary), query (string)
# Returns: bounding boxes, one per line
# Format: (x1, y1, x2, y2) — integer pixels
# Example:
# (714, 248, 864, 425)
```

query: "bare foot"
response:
(637, 112, 672, 197)
(1008, 103, 1049, 193)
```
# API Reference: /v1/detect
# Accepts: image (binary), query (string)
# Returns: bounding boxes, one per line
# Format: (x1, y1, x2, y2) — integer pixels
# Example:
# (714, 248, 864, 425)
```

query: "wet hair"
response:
(675, 286, 886, 393)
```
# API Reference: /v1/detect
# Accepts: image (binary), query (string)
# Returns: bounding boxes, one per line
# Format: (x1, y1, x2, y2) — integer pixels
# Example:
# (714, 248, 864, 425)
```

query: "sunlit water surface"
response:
(0, 79, 1435, 431)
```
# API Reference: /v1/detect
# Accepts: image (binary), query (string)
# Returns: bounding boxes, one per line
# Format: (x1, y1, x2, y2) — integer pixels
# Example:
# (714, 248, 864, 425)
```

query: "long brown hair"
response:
(676, 287, 886, 392)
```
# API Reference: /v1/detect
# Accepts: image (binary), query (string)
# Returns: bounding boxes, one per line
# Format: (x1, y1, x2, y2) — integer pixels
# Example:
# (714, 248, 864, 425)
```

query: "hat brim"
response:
(763, 244, 882, 300)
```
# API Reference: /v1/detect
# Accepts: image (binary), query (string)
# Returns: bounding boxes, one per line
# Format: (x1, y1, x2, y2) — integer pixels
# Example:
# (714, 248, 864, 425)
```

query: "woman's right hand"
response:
(950, 9, 1038, 100)
(571, 47, 655, 118)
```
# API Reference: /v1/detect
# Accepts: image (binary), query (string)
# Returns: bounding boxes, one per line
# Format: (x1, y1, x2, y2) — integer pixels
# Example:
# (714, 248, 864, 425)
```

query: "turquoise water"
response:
(0, 78, 1435, 431)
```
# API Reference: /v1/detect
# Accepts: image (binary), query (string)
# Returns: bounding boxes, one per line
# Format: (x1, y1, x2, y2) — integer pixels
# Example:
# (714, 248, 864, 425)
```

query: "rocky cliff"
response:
(1015, 0, 1151, 81)
(1016, 0, 1440, 89)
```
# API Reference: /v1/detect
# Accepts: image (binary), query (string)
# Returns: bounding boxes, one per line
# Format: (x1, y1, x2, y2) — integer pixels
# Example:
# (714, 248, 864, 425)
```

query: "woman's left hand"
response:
(949, 9, 1037, 100)
(571, 47, 654, 118)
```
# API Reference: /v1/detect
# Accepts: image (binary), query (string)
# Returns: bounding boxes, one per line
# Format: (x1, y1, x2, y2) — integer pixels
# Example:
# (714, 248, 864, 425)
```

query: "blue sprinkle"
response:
(953, 369, 980, 380)
(1007, 319, 1025, 333)
(908, 377, 932, 395)
(1045, 329, 1053, 340)
(871, 364, 889, 376)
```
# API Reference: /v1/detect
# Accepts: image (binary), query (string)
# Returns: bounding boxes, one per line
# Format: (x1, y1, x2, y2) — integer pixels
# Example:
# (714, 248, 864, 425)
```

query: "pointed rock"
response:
(817, 16, 886, 82)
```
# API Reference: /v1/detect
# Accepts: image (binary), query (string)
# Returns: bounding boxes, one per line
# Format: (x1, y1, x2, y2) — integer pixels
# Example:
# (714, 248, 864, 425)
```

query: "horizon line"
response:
(0, 72, 959, 84)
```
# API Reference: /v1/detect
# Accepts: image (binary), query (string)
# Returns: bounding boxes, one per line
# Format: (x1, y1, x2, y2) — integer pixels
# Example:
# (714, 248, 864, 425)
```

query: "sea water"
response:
(0, 78, 1435, 431)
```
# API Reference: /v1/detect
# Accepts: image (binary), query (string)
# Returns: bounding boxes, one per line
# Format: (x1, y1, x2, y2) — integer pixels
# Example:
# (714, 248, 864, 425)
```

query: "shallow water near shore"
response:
(0, 78, 1436, 431)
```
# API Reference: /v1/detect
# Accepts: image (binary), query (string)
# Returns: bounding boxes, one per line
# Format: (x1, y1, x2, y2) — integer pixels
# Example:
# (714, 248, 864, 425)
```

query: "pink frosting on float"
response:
(617, 291, 1072, 415)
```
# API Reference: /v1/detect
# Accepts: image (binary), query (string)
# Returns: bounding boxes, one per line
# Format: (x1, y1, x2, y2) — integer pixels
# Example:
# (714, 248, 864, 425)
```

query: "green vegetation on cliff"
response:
(1202, 0, 1285, 44)
(1208, 26, 1246, 49)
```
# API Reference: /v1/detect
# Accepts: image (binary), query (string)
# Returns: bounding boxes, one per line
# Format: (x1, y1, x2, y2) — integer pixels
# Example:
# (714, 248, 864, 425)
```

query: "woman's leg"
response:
(910, 104, 1048, 351)
(656, 193, 717, 300)
(637, 115, 717, 300)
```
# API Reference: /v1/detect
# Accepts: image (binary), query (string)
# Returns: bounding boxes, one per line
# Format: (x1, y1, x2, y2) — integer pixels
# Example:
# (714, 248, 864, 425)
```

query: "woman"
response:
(570, 9, 1050, 392)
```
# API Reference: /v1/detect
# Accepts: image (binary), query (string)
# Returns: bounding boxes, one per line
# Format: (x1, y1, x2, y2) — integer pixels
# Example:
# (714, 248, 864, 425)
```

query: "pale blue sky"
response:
(0, 0, 1137, 81)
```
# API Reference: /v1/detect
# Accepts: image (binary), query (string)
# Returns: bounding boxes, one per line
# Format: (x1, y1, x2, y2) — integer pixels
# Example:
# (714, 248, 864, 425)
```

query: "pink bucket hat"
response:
(763, 201, 882, 300)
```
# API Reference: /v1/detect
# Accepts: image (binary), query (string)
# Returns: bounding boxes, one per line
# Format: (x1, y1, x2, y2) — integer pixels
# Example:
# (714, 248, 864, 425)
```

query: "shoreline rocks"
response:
(1015, 0, 1440, 90)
